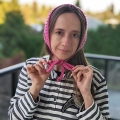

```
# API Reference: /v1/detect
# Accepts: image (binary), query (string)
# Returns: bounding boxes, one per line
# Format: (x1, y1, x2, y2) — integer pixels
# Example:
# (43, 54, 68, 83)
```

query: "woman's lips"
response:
(59, 49, 70, 54)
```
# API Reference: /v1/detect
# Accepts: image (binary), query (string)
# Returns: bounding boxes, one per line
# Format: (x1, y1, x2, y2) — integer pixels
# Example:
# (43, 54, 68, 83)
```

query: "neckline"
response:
(53, 69, 61, 77)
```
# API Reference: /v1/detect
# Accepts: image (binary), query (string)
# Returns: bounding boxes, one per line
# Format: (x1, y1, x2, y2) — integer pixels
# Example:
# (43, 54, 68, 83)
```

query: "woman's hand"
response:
(72, 65, 93, 96)
(72, 65, 94, 109)
(26, 59, 51, 100)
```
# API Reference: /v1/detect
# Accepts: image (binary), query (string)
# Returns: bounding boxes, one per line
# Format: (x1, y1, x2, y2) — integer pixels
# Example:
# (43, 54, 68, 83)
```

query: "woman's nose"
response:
(61, 35, 71, 46)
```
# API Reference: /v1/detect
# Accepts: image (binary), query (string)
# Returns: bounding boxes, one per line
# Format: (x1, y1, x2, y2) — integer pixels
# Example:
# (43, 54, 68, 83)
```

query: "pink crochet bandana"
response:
(43, 4, 88, 81)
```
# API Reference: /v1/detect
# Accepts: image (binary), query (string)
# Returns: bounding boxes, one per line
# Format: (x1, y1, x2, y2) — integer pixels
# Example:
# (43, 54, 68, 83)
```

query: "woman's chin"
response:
(55, 55, 71, 61)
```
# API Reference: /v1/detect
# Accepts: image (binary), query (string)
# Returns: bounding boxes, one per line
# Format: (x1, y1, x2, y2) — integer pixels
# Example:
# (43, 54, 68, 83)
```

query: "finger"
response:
(73, 66, 89, 73)
(81, 68, 93, 83)
(83, 67, 89, 73)
(26, 64, 35, 73)
(39, 58, 47, 63)
(33, 64, 43, 75)
(36, 62, 46, 74)
(72, 65, 85, 71)
(39, 59, 48, 66)
(83, 66, 93, 74)
(39, 59, 49, 71)
(76, 71, 83, 81)
(26, 64, 32, 70)
(88, 66, 93, 72)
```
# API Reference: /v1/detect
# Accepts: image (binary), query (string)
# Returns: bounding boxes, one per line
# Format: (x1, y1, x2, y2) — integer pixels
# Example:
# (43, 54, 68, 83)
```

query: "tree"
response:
(109, 3, 114, 14)
(0, 2, 5, 24)
(0, 11, 25, 57)
(84, 24, 120, 56)
(10, 0, 20, 11)
(0, 11, 44, 59)
(32, 1, 37, 16)
(0, 0, 20, 24)
(75, 0, 81, 8)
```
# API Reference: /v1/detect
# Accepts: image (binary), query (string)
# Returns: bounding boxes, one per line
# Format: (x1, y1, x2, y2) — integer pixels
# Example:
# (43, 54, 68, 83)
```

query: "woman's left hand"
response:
(72, 65, 93, 96)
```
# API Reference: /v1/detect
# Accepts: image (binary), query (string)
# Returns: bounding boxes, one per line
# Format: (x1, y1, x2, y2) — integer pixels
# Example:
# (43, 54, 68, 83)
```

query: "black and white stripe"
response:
(8, 56, 111, 120)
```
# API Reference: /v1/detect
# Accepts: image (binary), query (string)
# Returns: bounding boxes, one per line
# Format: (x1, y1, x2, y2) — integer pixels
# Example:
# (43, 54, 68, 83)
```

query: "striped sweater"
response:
(8, 56, 111, 120)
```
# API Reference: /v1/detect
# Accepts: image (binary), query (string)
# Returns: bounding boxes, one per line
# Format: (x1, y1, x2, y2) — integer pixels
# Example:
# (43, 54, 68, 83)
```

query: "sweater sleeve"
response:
(8, 61, 40, 120)
(76, 78, 111, 120)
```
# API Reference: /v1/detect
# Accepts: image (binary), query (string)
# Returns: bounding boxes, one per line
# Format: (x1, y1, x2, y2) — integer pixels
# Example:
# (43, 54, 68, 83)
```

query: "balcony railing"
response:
(1, 53, 120, 96)
(0, 53, 120, 120)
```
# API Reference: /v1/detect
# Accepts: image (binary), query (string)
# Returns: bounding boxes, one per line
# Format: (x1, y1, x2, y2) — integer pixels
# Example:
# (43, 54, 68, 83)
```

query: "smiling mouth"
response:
(59, 49, 70, 53)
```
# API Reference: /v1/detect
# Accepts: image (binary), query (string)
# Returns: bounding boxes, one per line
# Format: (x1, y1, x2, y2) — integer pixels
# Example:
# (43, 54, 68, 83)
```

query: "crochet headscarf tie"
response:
(44, 4, 88, 81)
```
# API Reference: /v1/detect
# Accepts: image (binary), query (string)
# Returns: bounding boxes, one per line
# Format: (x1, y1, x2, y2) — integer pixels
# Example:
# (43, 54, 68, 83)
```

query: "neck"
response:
(53, 64, 62, 72)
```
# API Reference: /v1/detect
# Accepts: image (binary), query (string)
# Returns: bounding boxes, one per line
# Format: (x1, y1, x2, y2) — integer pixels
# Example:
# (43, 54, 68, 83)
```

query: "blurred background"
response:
(0, 0, 120, 119)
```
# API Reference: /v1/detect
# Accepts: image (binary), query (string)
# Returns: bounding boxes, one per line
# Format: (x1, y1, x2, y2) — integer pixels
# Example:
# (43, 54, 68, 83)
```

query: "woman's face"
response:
(50, 12, 81, 60)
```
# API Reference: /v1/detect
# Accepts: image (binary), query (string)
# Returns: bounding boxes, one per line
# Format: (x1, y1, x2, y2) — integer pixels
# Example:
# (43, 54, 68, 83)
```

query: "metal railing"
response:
(85, 53, 120, 81)
(0, 62, 24, 96)
(1, 53, 120, 96)
(0, 53, 120, 120)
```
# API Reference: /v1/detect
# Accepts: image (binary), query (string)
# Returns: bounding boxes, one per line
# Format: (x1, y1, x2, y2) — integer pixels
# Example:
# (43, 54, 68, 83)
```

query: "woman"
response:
(8, 4, 111, 120)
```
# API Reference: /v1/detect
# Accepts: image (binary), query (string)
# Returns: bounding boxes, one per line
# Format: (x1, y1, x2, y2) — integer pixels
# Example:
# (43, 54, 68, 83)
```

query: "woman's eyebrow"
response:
(54, 28, 65, 31)
(72, 30, 80, 33)
(54, 28, 80, 33)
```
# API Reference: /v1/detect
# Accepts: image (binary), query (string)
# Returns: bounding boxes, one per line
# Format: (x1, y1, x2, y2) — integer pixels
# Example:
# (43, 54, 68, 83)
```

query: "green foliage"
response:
(10, 0, 20, 11)
(84, 24, 120, 56)
(0, 11, 44, 59)
(17, 31, 44, 59)
(75, 0, 81, 8)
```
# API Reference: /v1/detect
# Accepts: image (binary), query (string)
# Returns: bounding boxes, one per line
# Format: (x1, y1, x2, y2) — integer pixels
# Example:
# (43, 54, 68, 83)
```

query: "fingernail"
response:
(72, 67, 75, 70)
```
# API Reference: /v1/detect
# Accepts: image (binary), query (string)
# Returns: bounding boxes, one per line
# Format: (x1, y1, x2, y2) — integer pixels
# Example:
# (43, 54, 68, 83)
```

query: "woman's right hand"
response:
(26, 59, 51, 100)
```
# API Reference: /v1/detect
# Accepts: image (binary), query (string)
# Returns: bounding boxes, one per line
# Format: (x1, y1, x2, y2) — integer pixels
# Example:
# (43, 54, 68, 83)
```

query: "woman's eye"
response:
(73, 34, 80, 38)
(56, 31, 63, 35)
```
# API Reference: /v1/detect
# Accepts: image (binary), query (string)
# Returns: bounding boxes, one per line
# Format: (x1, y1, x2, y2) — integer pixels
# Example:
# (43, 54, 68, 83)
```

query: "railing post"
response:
(104, 59, 109, 82)
(11, 72, 18, 97)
